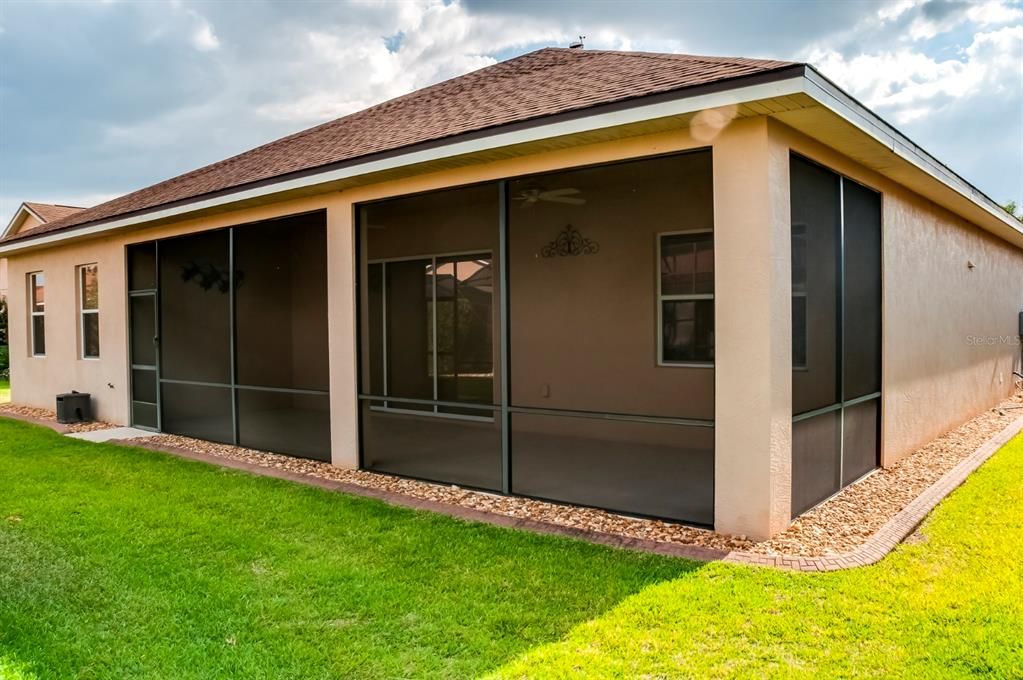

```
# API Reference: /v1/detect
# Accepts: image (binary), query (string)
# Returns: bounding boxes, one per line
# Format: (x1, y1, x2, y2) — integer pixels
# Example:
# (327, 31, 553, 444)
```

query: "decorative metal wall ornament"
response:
(180, 260, 245, 293)
(541, 224, 600, 258)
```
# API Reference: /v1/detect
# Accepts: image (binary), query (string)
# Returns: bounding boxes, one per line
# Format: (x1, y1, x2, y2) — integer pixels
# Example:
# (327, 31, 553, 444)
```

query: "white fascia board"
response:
(0, 77, 804, 255)
(802, 67, 1023, 239)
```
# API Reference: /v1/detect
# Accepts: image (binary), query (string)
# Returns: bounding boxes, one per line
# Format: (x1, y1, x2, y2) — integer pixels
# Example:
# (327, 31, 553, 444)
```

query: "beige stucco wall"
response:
(770, 120, 1023, 466)
(7, 234, 130, 422)
(5, 114, 1021, 539)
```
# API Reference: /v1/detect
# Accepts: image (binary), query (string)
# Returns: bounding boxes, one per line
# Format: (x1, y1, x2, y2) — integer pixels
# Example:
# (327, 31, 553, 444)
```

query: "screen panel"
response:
(128, 242, 157, 291)
(842, 399, 880, 483)
(843, 180, 883, 400)
(238, 389, 330, 461)
(160, 382, 233, 444)
(511, 413, 714, 524)
(132, 401, 158, 430)
(132, 369, 157, 404)
(234, 213, 329, 392)
(790, 156, 841, 415)
(360, 402, 502, 491)
(130, 295, 157, 367)
(791, 410, 842, 517)
(508, 150, 715, 420)
(158, 230, 231, 383)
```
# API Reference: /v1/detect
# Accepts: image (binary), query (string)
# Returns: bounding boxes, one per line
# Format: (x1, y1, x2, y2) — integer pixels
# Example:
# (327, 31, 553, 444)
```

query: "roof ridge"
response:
(553, 47, 795, 67)
(24, 201, 85, 209)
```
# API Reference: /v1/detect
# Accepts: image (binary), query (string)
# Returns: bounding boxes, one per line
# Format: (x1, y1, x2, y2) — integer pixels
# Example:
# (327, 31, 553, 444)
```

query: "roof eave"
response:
(800, 65, 1022, 245)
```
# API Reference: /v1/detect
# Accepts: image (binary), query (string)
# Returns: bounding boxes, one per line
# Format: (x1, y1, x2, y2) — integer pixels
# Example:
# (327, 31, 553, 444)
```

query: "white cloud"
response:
(966, 0, 1023, 26)
(805, 23, 1022, 122)
(877, 0, 923, 23)
(191, 20, 219, 51)
(904, 0, 1023, 41)
(254, 0, 567, 124)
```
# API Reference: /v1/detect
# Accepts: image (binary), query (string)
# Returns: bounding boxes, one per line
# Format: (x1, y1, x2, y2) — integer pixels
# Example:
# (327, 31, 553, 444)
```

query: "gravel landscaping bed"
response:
(119, 390, 1022, 558)
(0, 403, 115, 433)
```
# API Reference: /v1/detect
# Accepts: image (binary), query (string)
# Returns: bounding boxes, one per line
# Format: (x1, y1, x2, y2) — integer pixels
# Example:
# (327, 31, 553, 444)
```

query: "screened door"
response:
(128, 242, 160, 430)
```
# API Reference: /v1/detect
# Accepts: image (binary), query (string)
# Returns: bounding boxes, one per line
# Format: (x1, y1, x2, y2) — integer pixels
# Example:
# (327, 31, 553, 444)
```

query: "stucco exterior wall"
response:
(770, 120, 1023, 466)
(8, 234, 129, 422)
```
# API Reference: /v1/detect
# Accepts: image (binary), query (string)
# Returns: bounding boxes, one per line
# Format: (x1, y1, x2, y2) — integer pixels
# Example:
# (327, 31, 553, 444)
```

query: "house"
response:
(1, 202, 84, 299)
(1, 48, 1020, 540)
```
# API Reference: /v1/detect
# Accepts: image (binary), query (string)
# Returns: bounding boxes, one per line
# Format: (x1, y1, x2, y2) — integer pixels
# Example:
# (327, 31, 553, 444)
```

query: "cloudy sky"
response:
(1, 0, 1021, 224)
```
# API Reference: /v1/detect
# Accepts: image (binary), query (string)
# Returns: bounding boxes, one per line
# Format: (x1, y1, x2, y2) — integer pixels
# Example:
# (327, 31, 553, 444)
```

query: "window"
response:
(367, 253, 495, 420)
(29, 272, 45, 356)
(658, 231, 714, 364)
(78, 264, 100, 359)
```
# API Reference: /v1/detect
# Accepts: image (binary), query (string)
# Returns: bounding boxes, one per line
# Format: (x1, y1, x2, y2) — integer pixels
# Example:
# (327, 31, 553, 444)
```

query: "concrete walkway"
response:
(66, 427, 159, 442)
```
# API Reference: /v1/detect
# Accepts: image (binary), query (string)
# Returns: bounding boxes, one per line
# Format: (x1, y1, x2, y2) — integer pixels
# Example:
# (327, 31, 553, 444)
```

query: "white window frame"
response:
(656, 229, 714, 368)
(28, 271, 45, 357)
(77, 263, 100, 360)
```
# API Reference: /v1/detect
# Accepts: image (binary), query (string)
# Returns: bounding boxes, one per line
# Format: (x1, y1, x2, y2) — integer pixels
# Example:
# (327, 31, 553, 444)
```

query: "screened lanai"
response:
(357, 150, 717, 525)
(126, 211, 331, 461)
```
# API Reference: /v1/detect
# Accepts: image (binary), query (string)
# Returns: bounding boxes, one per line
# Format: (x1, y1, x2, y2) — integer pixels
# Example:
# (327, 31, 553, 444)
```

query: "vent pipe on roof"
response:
(569, 35, 585, 49)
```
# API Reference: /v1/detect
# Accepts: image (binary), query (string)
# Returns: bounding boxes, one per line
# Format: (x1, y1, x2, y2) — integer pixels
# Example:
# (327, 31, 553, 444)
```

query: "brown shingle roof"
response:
(22, 202, 85, 224)
(5, 47, 797, 244)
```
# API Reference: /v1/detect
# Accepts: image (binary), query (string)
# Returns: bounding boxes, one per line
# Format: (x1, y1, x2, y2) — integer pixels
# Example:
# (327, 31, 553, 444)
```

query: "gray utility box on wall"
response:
(56, 392, 92, 424)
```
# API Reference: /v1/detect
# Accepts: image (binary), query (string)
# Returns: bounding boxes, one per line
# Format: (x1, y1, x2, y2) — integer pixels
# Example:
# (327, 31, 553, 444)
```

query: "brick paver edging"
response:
(4, 410, 1021, 571)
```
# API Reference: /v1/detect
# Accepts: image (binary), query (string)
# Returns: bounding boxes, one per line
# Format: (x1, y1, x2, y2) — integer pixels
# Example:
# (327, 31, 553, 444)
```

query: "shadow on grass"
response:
(0, 417, 709, 679)
(486, 433, 1023, 678)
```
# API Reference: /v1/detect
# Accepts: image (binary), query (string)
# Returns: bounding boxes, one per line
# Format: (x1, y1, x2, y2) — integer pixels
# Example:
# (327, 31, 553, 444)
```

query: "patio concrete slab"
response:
(67, 427, 159, 442)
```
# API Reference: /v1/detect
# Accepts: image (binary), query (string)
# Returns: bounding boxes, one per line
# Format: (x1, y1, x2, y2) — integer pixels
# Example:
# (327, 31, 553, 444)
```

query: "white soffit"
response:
(1, 69, 1019, 254)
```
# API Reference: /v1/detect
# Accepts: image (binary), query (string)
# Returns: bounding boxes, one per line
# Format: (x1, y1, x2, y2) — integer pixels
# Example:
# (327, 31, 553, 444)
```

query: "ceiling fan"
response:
(512, 187, 585, 208)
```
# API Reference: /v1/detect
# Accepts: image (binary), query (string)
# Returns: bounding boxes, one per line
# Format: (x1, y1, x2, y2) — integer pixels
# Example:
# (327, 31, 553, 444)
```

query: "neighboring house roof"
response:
(22, 202, 86, 224)
(4, 201, 85, 237)
(0, 48, 795, 244)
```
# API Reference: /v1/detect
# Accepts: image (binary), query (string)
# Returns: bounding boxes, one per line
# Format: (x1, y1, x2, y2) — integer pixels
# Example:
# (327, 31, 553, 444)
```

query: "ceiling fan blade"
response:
(545, 196, 586, 205)
(540, 188, 581, 198)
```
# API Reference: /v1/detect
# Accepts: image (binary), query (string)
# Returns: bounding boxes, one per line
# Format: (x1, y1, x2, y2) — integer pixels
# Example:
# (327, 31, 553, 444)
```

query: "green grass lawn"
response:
(1, 418, 1021, 679)
(0, 380, 9, 404)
